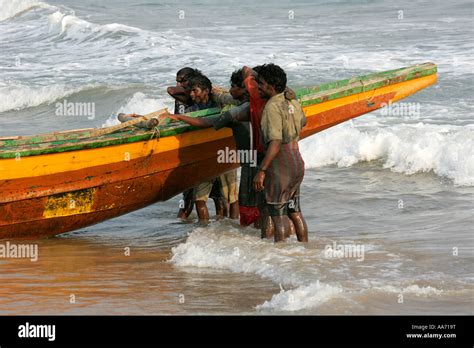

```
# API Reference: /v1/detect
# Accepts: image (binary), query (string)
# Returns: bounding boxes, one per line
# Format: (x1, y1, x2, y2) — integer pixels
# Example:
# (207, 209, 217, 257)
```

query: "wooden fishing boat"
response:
(0, 63, 437, 239)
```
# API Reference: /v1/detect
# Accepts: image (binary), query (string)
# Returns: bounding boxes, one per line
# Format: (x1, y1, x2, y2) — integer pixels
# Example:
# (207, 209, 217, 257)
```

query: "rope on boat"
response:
(148, 113, 173, 140)
(0, 108, 169, 147)
(359, 78, 377, 107)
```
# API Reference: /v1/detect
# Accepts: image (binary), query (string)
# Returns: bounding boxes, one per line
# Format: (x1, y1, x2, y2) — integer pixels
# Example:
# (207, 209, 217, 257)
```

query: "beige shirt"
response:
(261, 92, 306, 145)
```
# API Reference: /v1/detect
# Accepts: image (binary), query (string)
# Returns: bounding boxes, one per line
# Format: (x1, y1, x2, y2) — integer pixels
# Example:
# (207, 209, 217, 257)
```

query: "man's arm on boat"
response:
(162, 113, 215, 128)
(173, 102, 250, 129)
(212, 102, 249, 129)
(160, 102, 250, 129)
(227, 102, 250, 122)
(167, 86, 191, 105)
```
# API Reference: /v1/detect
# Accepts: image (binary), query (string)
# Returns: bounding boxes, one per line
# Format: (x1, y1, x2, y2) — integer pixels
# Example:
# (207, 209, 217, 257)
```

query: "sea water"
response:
(0, 0, 472, 314)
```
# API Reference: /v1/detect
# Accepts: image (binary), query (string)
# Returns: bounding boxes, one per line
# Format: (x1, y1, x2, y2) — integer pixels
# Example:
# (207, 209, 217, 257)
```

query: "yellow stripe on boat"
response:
(2, 127, 233, 180)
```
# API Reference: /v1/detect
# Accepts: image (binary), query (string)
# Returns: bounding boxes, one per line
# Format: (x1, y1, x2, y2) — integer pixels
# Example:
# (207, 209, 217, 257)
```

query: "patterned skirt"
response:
(264, 141, 305, 205)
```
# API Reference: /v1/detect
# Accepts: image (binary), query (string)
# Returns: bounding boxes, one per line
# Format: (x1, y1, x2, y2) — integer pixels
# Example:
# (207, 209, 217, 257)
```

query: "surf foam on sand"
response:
(170, 223, 446, 312)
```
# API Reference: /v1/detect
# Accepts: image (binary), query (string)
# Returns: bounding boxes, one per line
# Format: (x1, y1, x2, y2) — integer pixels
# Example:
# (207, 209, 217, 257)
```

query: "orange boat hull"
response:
(0, 68, 437, 239)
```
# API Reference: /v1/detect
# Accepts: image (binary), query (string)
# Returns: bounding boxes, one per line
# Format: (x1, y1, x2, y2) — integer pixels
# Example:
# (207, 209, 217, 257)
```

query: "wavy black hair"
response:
(230, 68, 244, 88)
(177, 68, 204, 84)
(256, 63, 287, 93)
(176, 67, 195, 78)
(252, 65, 263, 75)
(187, 73, 212, 92)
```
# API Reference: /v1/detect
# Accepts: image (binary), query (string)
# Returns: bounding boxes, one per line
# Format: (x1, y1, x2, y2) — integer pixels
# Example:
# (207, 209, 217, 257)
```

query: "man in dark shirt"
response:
(167, 69, 230, 221)
(161, 69, 261, 227)
(174, 73, 221, 223)
(167, 67, 197, 218)
(168, 67, 195, 114)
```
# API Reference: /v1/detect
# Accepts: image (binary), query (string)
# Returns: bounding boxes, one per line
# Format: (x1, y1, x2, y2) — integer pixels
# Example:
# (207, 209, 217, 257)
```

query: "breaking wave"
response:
(47, 10, 143, 39)
(300, 122, 474, 186)
(101, 92, 171, 127)
(0, 83, 103, 113)
(0, 0, 50, 21)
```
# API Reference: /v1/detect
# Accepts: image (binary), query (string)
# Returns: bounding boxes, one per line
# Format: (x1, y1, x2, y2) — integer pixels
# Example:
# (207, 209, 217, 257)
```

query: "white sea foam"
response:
(0, 0, 142, 37)
(0, 0, 50, 21)
(257, 284, 446, 312)
(300, 122, 474, 186)
(372, 284, 444, 296)
(256, 281, 344, 311)
(170, 224, 447, 312)
(47, 10, 141, 38)
(171, 225, 320, 287)
(102, 92, 171, 127)
(256, 284, 444, 313)
(0, 83, 100, 113)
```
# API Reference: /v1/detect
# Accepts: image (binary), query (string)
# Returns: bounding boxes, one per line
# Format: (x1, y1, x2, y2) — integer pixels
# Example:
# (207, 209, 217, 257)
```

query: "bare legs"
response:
(261, 215, 274, 239)
(177, 189, 194, 219)
(289, 212, 308, 242)
(271, 215, 294, 242)
(287, 217, 296, 237)
(213, 198, 239, 220)
(195, 200, 209, 224)
(261, 200, 308, 243)
(260, 205, 274, 239)
(229, 201, 240, 219)
(212, 197, 226, 220)
(195, 198, 239, 223)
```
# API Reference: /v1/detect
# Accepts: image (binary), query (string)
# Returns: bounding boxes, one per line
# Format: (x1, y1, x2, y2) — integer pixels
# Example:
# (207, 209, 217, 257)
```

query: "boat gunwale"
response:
(297, 63, 436, 106)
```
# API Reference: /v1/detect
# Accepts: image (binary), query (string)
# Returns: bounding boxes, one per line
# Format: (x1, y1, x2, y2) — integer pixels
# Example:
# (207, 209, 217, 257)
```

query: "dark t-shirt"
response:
(185, 98, 217, 113)
(212, 112, 250, 153)
(212, 111, 257, 207)
(174, 100, 187, 114)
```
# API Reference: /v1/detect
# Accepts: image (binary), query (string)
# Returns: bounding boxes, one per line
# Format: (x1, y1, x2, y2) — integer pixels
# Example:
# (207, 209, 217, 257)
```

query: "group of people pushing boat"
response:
(124, 64, 308, 243)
